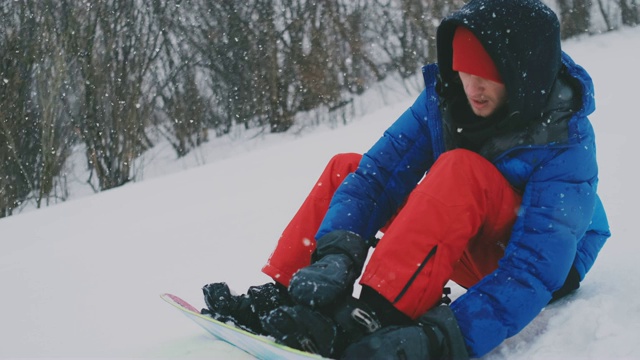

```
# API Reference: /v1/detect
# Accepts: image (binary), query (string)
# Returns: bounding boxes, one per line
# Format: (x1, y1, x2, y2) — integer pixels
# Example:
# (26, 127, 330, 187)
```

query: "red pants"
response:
(262, 149, 521, 319)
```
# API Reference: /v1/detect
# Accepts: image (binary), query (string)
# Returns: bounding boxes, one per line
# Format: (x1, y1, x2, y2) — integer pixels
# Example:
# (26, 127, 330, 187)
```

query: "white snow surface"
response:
(1, 28, 639, 359)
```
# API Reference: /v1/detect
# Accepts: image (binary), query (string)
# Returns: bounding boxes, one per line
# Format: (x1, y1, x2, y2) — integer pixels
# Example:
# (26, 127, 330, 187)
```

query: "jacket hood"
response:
(437, 0, 562, 127)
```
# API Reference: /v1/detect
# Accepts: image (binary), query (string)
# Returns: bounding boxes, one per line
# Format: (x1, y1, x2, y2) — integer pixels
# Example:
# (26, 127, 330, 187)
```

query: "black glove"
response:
(341, 305, 469, 360)
(288, 230, 369, 308)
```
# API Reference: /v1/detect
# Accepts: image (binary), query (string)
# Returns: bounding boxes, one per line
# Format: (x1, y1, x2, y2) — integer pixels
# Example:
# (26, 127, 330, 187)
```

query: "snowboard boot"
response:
(261, 297, 382, 358)
(341, 305, 469, 360)
(201, 282, 292, 335)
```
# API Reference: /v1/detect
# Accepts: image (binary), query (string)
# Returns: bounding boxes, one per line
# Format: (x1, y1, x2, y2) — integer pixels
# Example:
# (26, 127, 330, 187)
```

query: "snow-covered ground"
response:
(1, 27, 639, 359)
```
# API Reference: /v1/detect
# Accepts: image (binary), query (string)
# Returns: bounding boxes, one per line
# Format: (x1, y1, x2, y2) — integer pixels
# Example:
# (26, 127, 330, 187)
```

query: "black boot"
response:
(341, 305, 469, 360)
(261, 297, 382, 358)
(201, 282, 292, 335)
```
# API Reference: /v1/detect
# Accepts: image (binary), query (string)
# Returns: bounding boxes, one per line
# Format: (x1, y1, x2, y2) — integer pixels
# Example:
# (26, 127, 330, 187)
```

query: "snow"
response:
(1, 27, 639, 359)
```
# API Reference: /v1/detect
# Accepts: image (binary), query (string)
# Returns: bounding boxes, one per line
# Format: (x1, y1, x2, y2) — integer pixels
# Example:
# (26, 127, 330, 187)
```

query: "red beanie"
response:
(452, 26, 503, 84)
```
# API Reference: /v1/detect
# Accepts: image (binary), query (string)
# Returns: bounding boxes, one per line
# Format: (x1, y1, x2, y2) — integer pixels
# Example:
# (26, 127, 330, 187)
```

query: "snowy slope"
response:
(1, 27, 639, 359)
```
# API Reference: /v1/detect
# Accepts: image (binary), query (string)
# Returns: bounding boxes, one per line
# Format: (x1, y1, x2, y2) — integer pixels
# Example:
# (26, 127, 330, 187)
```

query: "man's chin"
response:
(471, 107, 494, 118)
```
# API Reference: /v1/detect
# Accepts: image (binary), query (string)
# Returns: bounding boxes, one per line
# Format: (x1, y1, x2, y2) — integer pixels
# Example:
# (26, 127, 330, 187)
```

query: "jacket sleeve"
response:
(450, 129, 601, 357)
(574, 194, 610, 277)
(315, 89, 437, 242)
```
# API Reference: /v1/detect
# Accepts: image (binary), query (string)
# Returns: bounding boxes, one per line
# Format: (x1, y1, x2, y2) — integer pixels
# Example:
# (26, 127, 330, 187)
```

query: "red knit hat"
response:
(452, 26, 503, 84)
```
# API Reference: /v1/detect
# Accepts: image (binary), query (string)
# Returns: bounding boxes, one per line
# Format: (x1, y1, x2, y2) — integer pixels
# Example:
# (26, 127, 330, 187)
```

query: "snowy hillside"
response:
(1, 27, 639, 359)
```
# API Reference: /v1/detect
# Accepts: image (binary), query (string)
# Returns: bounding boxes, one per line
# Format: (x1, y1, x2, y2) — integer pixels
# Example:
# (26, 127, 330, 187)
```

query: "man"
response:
(201, 0, 611, 358)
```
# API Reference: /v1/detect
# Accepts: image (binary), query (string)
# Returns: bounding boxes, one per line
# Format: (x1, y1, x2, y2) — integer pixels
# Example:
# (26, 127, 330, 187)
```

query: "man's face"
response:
(458, 72, 507, 118)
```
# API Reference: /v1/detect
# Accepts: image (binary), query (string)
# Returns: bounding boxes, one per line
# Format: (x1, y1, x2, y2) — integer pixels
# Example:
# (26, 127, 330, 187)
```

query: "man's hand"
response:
(288, 230, 368, 308)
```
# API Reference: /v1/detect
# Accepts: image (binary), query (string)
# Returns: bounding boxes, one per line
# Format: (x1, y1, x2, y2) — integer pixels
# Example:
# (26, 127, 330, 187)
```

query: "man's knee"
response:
(328, 153, 362, 168)
(436, 149, 488, 167)
(431, 149, 501, 180)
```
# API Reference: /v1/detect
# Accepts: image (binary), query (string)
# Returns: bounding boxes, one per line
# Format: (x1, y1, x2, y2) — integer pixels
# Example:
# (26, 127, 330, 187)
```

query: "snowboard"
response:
(161, 293, 327, 360)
